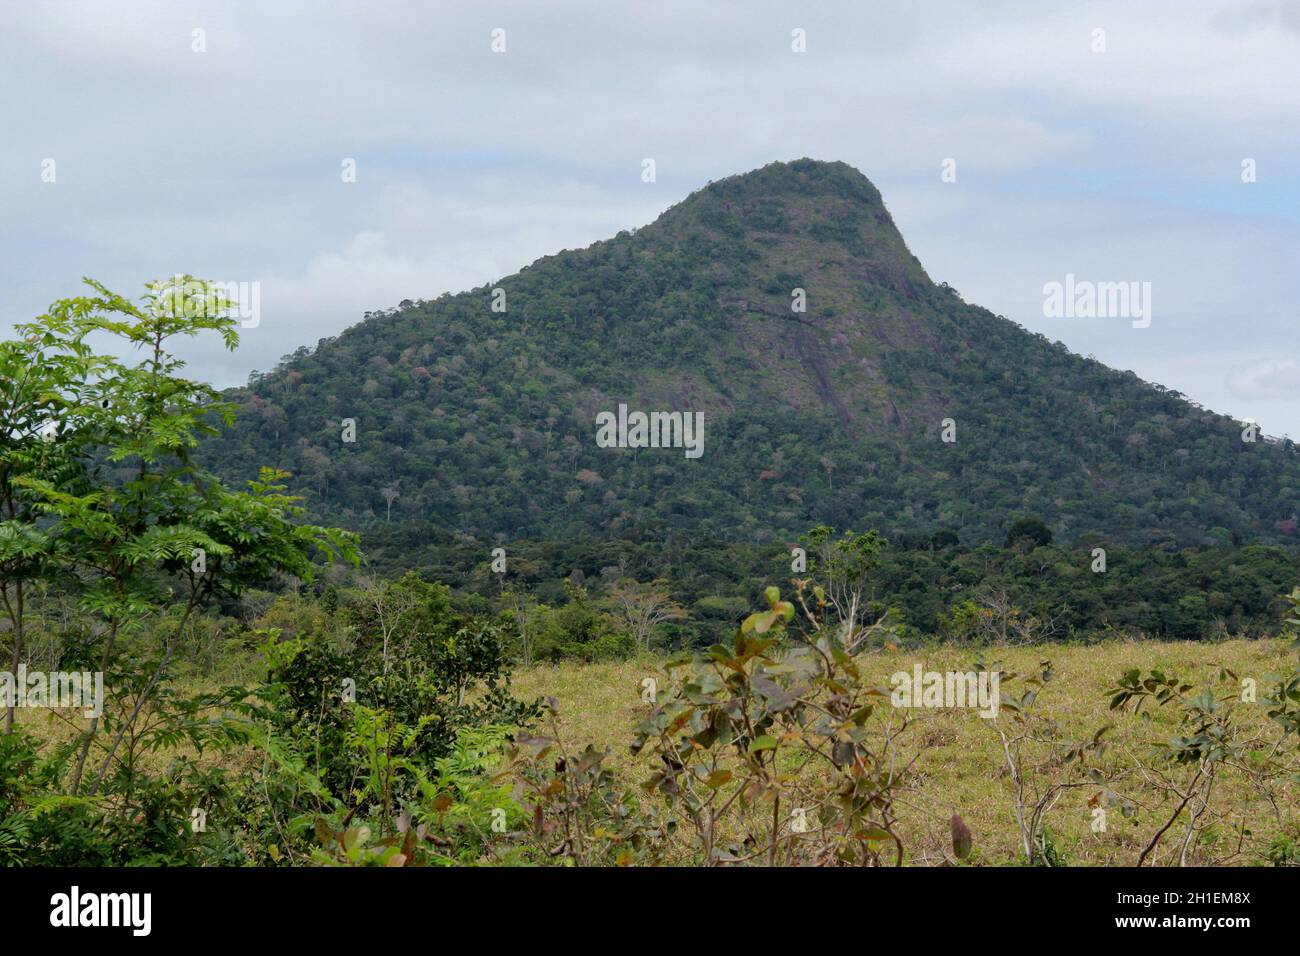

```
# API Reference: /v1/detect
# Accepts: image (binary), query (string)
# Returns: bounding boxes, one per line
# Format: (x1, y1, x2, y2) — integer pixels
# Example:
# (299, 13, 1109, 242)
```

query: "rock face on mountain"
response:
(202, 159, 1300, 548)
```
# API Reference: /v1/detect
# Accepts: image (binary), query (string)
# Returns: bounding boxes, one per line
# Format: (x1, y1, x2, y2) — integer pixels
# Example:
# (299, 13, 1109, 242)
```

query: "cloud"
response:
(1, 0, 1297, 430)
(1226, 357, 1300, 401)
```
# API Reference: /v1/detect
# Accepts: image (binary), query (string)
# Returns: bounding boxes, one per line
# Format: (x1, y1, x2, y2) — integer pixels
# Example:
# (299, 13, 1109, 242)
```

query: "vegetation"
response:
(506, 630, 1300, 867)
(5, 226, 1300, 868)
(359, 525, 1300, 648)
(199, 160, 1300, 550)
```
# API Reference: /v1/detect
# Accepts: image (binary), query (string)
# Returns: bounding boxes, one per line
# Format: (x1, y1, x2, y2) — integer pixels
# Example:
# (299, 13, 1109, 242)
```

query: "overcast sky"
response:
(3, 0, 1297, 436)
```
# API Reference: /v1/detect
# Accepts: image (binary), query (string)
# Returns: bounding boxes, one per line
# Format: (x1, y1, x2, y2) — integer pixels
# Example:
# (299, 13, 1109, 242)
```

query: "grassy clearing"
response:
(14, 638, 1293, 865)
(511, 638, 1300, 866)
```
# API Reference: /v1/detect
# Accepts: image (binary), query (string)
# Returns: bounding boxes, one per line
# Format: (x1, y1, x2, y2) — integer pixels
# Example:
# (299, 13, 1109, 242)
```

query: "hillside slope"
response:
(202, 159, 1300, 548)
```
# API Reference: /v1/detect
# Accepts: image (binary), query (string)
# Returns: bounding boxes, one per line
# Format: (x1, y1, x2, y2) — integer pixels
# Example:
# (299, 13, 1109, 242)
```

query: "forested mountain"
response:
(202, 159, 1300, 549)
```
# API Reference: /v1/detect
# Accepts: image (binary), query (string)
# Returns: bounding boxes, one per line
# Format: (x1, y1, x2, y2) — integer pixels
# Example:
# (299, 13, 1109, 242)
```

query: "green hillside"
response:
(202, 159, 1300, 549)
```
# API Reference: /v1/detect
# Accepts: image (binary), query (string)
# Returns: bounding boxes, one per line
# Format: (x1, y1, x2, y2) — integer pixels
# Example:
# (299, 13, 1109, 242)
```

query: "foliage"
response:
(499, 702, 668, 866)
(1106, 664, 1290, 866)
(992, 658, 1112, 865)
(5, 274, 1300, 869)
(629, 584, 916, 865)
(259, 578, 540, 805)
(0, 277, 357, 862)
(198, 160, 1300, 551)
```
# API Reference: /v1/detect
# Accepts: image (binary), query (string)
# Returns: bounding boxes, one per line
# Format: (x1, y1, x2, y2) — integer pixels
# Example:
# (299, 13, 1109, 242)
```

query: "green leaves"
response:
(116, 525, 229, 566)
(1285, 587, 1300, 652)
(1109, 664, 1255, 775)
(0, 279, 364, 806)
(1108, 667, 1191, 713)
(740, 585, 795, 636)
(628, 585, 916, 866)
(0, 521, 51, 564)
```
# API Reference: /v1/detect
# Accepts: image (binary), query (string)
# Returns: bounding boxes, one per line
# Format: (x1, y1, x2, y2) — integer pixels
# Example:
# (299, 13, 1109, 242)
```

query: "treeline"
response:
(360, 520, 1300, 651)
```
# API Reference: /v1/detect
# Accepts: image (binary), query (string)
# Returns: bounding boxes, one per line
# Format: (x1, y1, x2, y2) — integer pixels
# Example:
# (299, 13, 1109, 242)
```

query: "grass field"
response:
(14, 636, 1294, 866)
(511, 638, 1300, 866)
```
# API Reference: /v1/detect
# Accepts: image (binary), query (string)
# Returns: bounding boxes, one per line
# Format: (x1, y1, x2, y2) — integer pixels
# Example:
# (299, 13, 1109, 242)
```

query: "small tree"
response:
(605, 579, 686, 653)
(800, 526, 886, 652)
(502, 588, 544, 666)
(631, 585, 916, 866)
(381, 483, 399, 523)
(992, 659, 1112, 865)
(1109, 667, 1251, 866)
(0, 312, 101, 733)
(971, 589, 1062, 646)
(12, 277, 358, 795)
(1004, 516, 1053, 552)
(356, 572, 424, 673)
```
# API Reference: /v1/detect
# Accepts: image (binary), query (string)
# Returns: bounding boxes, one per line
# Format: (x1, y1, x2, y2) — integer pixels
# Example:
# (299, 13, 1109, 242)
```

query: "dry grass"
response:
(511, 639, 1300, 866)
(13, 639, 1295, 865)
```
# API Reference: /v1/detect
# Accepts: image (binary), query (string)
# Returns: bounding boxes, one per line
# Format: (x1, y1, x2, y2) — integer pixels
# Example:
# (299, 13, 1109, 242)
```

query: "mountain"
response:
(202, 159, 1300, 550)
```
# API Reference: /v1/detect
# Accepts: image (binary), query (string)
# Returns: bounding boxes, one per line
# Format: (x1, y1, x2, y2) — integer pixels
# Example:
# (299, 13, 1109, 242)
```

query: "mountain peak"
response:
(205, 159, 1300, 550)
(645, 158, 931, 303)
(660, 158, 892, 229)
(696, 158, 886, 205)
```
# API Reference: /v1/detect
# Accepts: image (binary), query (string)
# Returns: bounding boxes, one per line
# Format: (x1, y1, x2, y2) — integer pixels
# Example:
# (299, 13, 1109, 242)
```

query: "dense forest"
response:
(2, 258, 1298, 872)
(362, 522, 1300, 652)
(200, 160, 1300, 551)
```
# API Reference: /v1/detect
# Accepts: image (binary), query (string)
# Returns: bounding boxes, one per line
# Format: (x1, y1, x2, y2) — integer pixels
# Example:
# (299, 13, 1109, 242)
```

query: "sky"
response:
(2, 0, 1298, 436)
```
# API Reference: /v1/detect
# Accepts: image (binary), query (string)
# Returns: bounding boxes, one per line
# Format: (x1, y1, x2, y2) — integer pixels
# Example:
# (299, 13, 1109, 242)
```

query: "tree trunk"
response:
(3, 584, 23, 734)
(71, 618, 118, 795)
